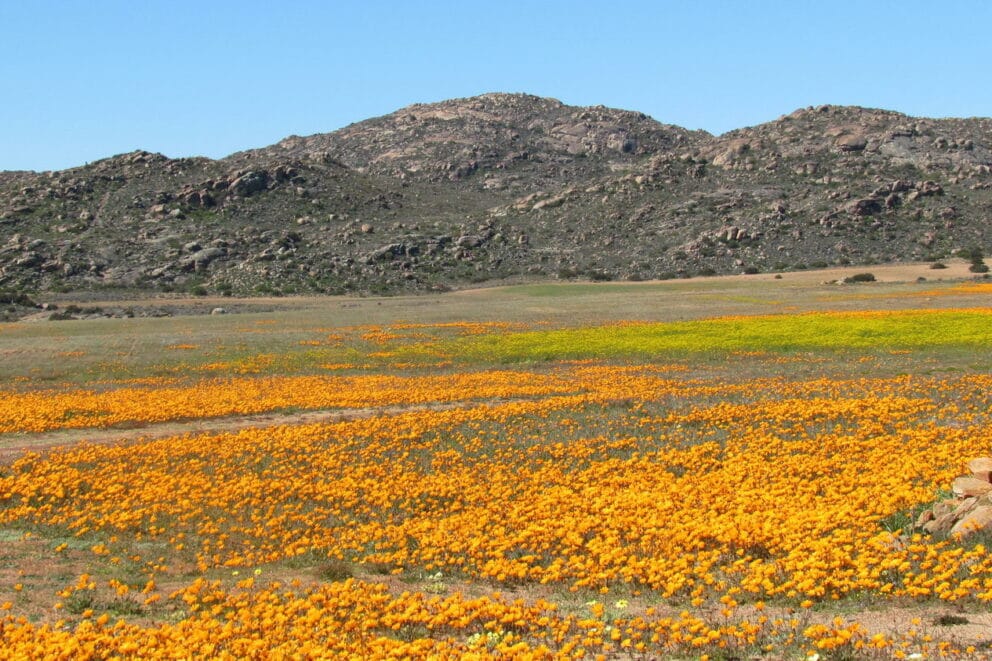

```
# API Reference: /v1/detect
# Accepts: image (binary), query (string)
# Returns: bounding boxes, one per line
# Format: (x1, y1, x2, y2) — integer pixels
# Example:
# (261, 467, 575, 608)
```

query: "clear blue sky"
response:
(3, 1, 990, 172)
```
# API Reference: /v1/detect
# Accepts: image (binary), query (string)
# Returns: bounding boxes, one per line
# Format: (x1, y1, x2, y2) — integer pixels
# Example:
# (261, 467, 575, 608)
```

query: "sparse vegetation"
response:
(2, 95, 992, 296)
(965, 246, 989, 273)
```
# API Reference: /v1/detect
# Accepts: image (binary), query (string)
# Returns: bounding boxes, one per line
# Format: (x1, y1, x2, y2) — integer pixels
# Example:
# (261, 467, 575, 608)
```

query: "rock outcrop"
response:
(916, 458, 992, 539)
(2, 94, 992, 297)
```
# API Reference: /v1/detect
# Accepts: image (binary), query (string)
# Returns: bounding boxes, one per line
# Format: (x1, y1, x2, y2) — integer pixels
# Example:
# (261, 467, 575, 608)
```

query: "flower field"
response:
(3, 304, 992, 658)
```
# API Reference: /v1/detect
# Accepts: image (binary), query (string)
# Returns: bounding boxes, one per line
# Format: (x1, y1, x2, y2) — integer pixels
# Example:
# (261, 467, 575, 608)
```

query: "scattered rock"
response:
(229, 170, 270, 196)
(455, 235, 483, 248)
(181, 247, 225, 272)
(952, 476, 992, 498)
(845, 198, 883, 216)
(916, 457, 992, 538)
(835, 134, 868, 152)
(951, 506, 992, 538)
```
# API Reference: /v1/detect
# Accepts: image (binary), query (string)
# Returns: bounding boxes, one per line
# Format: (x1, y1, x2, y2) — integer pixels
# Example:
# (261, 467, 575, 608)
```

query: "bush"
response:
(843, 273, 876, 283)
(963, 245, 988, 272)
(318, 559, 354, 582)
(930, 262, 947, 270)
(587, 269, 613, 282)
(0, 290, 36, 307)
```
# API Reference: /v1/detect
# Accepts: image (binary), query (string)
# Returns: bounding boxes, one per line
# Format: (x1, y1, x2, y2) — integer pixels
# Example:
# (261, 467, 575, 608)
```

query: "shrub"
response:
(0, 290, 36, 307)
(963, 245, 988, 272)
(318, 559, 354, 582)
(935, 614, 969, 626)
(587, 270, 613, 282)
(930, 262, 947, 270)
(843, 273, 876, 283)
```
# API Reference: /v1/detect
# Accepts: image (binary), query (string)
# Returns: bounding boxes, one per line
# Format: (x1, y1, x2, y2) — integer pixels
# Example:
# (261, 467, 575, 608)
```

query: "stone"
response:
(950, 506, 992, 538)
(710, 139, 751, 166)
(181, 247, 225, 272)
(952, 477, 992, 498)
(916, 180, 944, 197)
(456, 235, 483, 248)
(845, 198, 883, 216)
(366, 243, 405, 262)
(210, 307, 227, 315)
(14, 252, 43, 268)
(835, 134, 868, 152)
(967, 457, 992, 477)
(932, 501, 954, 518)
(925, 511, 958, 534)
(951, 496, 980, 518)
(229, 171, 270, 196)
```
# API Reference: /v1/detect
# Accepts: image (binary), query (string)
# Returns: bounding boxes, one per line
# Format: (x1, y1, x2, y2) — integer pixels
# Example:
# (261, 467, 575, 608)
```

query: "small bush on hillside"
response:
(318, 559, 354, 582)
(962, 245, 989, 272)
(843, 273, 876, 283)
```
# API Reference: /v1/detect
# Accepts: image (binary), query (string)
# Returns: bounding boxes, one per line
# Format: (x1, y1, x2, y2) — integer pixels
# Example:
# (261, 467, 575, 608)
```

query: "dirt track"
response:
(0, 401, 481, 464)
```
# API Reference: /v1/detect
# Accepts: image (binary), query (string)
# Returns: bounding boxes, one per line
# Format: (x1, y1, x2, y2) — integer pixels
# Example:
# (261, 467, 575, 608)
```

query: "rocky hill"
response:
(2, 93, 991, 299)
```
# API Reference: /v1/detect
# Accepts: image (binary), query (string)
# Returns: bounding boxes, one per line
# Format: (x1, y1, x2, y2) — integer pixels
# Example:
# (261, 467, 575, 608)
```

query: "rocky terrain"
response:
(2, 93, 991, 299)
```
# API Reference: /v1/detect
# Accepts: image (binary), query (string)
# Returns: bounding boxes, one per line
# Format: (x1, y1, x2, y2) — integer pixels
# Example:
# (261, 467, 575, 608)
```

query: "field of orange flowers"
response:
(3, 306, 992, 658)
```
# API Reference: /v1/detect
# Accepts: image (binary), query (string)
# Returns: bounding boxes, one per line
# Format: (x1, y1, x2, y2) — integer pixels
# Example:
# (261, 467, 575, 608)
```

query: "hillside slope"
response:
(1, 94, 991, 297)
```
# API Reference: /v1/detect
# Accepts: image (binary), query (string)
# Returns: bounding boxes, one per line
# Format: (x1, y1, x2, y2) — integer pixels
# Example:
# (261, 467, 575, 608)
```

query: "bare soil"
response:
(0, 401, 489, 465)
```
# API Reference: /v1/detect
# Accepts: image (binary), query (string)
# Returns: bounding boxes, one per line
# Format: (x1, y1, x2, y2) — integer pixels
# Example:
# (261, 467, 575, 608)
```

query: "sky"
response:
(2, 1, 991, 172)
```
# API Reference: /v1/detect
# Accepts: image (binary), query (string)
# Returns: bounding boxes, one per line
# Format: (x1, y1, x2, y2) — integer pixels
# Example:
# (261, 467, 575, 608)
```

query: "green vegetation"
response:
(440, 309, 992, 363)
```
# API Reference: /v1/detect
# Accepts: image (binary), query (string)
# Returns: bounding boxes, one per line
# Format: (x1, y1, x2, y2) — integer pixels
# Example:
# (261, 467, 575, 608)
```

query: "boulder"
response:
(916, 180, 944, 197)
(967, 457, 992, 477)
(456, 235, 483, 248)
(924, 511, 958, 534)
(952, 477, 992, 498)
(181, 247, 225, 272)
(950, 506, 992, 538)
(845, 198, 883, 216)
(229, 171, 270, 196)
(710, 139, 752, 167)
(366, 243, 405, 262)
(835, 134, 868, 152)
(14, 252, 44, 268)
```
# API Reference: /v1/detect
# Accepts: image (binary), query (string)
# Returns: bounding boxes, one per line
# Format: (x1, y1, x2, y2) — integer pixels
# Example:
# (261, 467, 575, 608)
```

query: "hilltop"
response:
(2, 93, 991, 299)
